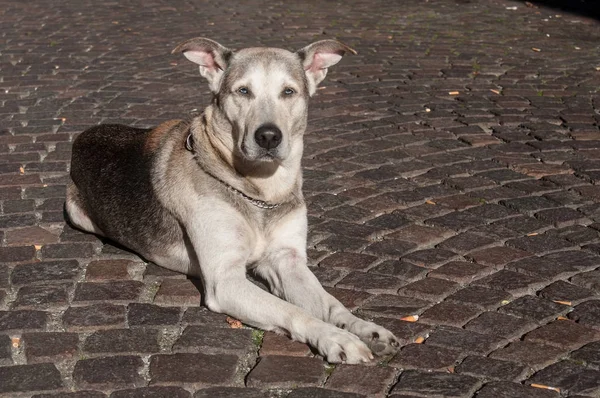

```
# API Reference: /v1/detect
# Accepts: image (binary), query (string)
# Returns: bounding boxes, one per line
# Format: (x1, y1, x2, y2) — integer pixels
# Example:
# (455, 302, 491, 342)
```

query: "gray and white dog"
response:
(67, 38, 400, 363)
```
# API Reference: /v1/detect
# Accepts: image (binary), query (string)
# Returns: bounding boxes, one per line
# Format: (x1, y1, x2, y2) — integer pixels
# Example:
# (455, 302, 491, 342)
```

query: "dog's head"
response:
(173, 38, 355, 163)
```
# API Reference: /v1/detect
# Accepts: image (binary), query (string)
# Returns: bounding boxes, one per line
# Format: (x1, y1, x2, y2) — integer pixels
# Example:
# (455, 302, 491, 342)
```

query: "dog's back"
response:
(70, 124, 183, 256)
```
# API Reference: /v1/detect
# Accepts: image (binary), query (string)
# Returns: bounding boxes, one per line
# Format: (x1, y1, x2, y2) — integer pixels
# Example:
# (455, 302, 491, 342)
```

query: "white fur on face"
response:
(223, 60, 308, 162)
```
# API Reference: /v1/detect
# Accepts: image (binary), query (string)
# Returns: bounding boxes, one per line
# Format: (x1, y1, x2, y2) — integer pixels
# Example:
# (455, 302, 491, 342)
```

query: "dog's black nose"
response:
(254, 124, 282, 150)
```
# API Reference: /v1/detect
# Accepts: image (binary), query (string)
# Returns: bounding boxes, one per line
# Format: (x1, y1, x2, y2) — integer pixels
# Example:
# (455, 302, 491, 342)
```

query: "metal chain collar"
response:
(185, 133, 281, 210)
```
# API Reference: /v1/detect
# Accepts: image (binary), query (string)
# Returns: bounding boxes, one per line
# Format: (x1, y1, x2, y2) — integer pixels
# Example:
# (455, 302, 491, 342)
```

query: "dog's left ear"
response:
(296, 40, 357, 96)
(172, 38, 233, 93)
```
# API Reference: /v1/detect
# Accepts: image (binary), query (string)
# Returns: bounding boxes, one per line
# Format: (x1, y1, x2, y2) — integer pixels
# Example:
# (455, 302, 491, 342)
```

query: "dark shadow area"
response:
(521, 0, 600, 20)
(188, 277, 206, 306)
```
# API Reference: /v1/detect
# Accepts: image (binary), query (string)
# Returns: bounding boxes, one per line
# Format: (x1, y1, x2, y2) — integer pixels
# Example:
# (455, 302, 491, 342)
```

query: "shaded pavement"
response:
(1, 0, 600, 396)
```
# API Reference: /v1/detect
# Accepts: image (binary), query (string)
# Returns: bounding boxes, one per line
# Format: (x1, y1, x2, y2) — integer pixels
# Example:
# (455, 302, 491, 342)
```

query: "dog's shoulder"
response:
(144, 119, 189, 155)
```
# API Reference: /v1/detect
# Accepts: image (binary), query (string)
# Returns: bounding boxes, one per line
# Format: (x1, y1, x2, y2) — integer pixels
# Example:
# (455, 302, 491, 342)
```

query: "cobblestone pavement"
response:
(1, 0, 600, 396)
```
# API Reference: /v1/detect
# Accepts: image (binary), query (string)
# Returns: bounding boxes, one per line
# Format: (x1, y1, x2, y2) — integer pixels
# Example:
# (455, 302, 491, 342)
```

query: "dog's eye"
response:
(283, 88, 295, 96)
(238, 87, 250, 95)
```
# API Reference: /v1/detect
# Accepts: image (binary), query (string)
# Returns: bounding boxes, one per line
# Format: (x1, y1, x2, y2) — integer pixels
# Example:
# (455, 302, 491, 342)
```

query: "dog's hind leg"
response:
(65, 182, 104, 236)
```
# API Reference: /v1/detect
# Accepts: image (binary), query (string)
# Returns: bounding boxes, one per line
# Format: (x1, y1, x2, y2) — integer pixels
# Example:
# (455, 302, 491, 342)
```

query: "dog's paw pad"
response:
(353, 322, 401, 357)
(369, 335, 400, 356)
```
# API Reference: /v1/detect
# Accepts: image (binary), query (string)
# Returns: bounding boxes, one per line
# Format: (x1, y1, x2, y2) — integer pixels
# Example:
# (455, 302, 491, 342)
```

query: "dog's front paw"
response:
(351, 321, 400, 357)
(316, 327, 374, 364)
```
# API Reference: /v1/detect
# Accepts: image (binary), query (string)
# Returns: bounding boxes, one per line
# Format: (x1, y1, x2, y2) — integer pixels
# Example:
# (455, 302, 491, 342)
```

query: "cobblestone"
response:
(473, 270, 548, 295)
(467, 246, 531, 268)
(490, 341, 567, 370)
(288, 388, 365, 398)
(153, 279, 202, 306)
(319, 252, 377, 271)
(259, 333, 311, 357)
(446, 286, 513, 310)
(127, 303, 181, 326)
(464, 312, 537, 339)
(0, 363, 63, 394)
(325, 364, 396, 396)
(14, 284, 70, 309)
(570, 341, 600, 368)
(174, 325, 253, 353)
(73, 356, 144, 389)
(397, 277, 460, 301)
(23, 332, 79, 362)
(539, 280, 596, 304)
(455, 356, 528, 382)
(246, 356, 325, 388)
(149, 353, 239, 386)
(391, 370, 481, 397)
(2, 0, 600, 395)
(568, 300, 600, 330)
(571, 269, 600, 292)
(0, 310, 47, 332)
(193, 387, 263, 398)
(390, 343, 461, 371)
(63, 304, 126, 330)
(528, 360, 600, 396)
(524, 320, 600, 350)
(425, 326, 505, 356)
(74, 281, 145, 302)
(402, 248, 459, 268)
(419, 301, 481, 327)
(0, 335, 11, 365)
(475, 382, 559, 398)
(83, 329, 160, 354)
(505, 233, 574, 254)
(438, 233, 495, 254)
(111, 387, 191, 398)
(508, 255, 579, 280)
(499, 295, 569, 322)
(337, 271, 404, 293)
(11, 260, 80, 285)
(360, 294, 430, 318)
(34, 391, 107, 398)
(427, 261, 492, 283)
(85, 260, 133, 281)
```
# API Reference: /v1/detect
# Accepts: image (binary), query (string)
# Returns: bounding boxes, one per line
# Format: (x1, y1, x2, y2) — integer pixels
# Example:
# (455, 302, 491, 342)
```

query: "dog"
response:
(66, 38, 400, 363)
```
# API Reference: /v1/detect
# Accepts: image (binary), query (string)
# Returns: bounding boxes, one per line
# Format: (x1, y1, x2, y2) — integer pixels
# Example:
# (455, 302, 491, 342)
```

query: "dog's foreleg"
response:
(184, 202, 373, 364)
(255, 250, 400, 357)
(256, 208, 400, 357)
(204, 270, 374, 363)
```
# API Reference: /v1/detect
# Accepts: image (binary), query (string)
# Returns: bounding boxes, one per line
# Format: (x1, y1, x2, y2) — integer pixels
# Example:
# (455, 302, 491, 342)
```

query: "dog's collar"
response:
(185, 132, 281, 210)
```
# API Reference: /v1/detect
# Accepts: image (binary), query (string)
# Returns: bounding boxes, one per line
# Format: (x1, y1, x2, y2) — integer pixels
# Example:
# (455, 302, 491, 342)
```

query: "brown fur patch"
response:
(144, 119, 183, 155)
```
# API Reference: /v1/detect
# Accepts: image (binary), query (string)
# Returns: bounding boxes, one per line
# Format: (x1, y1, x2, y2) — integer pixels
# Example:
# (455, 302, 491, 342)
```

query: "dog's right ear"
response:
(296, 40, 357, 96)
(172, 38, 233, 93)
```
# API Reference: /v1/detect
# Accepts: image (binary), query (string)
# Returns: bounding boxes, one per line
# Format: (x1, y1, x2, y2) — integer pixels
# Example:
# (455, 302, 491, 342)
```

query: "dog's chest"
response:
(245, 205, 307, 267)
(247, 229, 268, 266)
(245, 211, 274, 266)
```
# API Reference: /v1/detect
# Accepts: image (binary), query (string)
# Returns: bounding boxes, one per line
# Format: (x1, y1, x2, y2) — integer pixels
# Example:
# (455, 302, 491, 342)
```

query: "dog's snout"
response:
(254, 124, 282, 150)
